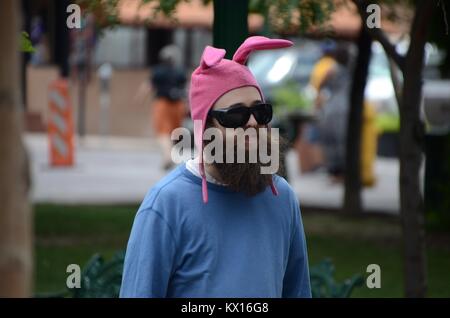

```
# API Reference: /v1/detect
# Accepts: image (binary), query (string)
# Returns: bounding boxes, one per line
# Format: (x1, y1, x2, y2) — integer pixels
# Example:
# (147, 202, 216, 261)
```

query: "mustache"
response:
(206, 128, 287, 196)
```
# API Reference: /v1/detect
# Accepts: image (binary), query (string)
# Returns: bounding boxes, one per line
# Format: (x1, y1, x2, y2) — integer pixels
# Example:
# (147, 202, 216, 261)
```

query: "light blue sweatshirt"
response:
(120, 163, 311, 298)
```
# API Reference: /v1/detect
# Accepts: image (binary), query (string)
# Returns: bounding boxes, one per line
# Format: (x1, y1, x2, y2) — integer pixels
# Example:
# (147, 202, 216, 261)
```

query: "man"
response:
(120, 36, 311, 298)
(315, 44, 351, 182)
(151, 44, 187, 171)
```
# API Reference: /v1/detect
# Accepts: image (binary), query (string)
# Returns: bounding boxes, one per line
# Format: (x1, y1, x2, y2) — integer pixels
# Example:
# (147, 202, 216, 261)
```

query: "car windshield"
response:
(248, 50, 289, 85)
(248, 41, 322, 86)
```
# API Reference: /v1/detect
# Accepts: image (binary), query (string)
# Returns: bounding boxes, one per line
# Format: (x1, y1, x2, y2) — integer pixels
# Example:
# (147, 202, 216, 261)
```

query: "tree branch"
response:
(387, 56, 403, 107)
(352, 0, 406, 73)
(407, 0, 437, 60)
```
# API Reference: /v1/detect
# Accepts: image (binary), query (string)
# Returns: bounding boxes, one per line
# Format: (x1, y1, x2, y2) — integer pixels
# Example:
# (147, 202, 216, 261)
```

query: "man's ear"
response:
(232, 36, 293, 65)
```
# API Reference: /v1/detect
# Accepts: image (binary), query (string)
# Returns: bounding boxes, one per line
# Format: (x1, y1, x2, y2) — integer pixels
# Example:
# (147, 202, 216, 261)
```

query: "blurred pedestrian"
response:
(30, 16, 50, 66)
(151, 44, 187, 170)
(315, 43, 351, 182)
(309, 41, 338, 93)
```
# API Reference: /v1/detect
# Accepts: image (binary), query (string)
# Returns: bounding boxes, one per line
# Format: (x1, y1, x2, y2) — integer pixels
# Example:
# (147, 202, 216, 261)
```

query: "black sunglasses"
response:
(208, 102, 273, 128)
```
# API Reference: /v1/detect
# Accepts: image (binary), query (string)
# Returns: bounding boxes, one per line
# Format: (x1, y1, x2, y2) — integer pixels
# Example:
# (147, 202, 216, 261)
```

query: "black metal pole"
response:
(213, 0, 249, 59)
(53, 0, 70, 78)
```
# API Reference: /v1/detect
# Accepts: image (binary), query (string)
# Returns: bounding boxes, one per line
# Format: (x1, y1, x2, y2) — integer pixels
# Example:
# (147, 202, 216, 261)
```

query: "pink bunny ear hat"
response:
(189, 36, 293, 203)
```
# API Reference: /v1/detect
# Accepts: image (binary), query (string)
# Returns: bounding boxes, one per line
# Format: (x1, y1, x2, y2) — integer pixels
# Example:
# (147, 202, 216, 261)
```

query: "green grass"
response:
(34, 204, 137, 294)
(34, 204, 450, 297)
(303, 213, 450, 297)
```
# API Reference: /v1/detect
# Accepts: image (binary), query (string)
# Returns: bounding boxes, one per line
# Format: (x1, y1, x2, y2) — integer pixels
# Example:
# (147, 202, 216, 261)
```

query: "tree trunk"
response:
(0, 0, 33, 297)
(399, 0, 436, 298)
(213, 0, 249, 58)
(343, 25, 372, 214)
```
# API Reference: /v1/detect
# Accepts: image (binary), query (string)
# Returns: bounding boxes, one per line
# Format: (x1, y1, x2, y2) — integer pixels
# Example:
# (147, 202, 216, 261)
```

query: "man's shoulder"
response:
(139, 163, 197, 213)
(273, 174, 297, 198)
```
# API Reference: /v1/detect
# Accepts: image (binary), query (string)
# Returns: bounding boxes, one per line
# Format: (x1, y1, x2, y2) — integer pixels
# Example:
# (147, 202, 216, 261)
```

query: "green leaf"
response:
(20, 31, 35, 53)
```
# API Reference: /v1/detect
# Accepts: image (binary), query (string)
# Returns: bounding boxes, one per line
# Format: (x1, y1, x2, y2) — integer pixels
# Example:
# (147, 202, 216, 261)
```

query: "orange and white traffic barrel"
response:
(48, 79, 75, 166)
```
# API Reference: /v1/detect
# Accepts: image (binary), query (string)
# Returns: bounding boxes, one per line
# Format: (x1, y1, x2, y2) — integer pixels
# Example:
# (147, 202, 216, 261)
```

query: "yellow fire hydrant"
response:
(361, 101, 378, 187)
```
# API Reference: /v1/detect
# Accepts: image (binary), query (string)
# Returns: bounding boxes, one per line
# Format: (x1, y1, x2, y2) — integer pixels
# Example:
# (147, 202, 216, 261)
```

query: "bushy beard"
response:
(205, 126, 286, 197)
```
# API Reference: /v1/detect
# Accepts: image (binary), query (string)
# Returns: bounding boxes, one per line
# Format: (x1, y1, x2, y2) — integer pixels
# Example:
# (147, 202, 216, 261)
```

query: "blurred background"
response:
(1, 0, 450, 298)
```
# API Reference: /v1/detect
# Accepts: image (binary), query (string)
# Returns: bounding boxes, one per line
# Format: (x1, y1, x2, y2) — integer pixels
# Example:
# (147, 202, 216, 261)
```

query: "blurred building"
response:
(22, 0, 409, 137)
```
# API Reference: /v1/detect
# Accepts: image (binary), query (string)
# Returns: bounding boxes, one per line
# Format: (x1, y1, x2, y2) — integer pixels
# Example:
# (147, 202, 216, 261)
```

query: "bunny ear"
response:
(233, 36, 293, 64)
(200, 46, 226, 69)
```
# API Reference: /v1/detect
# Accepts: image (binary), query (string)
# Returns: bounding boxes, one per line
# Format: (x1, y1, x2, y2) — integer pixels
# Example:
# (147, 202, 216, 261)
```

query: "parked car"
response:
(248, 38, 446, 157)
(248, 38, 323, 104)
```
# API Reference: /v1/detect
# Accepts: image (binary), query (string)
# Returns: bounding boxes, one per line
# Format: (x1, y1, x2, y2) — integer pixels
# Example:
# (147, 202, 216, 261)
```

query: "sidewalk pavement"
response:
(25, 133, 402, 215)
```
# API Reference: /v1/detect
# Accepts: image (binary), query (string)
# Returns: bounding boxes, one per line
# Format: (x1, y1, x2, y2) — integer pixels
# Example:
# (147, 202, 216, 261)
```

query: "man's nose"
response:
(246, 114, 258, 127)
